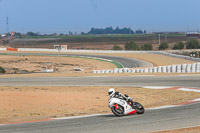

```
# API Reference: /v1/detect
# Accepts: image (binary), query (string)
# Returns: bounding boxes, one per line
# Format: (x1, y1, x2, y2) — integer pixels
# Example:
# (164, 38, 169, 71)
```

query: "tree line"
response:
(82, 27, 146, 35)
(112, 42, 153, 51)
(112, 39, 200, 51)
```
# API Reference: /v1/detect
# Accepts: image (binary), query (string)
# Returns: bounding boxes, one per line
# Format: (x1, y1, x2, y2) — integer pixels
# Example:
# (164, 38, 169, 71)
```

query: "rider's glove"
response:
(128, 97, 132, 101)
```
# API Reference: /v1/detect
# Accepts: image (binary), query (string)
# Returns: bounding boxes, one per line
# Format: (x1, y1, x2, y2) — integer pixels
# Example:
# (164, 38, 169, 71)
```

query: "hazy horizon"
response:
(0, 0, 200, 34)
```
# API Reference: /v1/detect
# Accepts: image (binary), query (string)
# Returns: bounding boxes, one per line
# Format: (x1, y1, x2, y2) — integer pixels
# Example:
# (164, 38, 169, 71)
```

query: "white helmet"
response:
(108, 88, 115, 97)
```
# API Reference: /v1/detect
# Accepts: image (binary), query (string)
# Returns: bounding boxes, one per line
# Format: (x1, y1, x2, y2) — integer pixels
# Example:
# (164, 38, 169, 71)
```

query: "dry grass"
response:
(0, 86, 199, 124)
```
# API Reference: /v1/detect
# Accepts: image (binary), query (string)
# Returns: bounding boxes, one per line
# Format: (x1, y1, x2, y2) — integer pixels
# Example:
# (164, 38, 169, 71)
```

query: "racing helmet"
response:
(108, 88, 115, 97)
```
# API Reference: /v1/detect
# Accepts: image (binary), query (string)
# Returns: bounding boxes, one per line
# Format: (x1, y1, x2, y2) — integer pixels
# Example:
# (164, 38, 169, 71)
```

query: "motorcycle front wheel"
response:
(111, 104, 124, 117)
(134, 102, 145, 114)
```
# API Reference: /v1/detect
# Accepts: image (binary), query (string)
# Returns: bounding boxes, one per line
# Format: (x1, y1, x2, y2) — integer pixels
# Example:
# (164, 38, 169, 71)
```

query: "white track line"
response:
(177, 88, 200, 93)
(143, 86, 171, 89)
(147, 105, 181, 110)
(52, 114, 111, 120)
(192, 98, 200, 102)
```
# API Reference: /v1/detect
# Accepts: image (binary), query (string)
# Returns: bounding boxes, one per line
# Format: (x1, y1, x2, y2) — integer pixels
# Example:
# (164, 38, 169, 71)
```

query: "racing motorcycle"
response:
(108, 95, 145, 116)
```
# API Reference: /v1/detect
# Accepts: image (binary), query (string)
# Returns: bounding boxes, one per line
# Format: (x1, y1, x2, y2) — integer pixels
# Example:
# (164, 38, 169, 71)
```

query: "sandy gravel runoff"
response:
(0, 86, 199, 124)
(0, 55, 115, 73)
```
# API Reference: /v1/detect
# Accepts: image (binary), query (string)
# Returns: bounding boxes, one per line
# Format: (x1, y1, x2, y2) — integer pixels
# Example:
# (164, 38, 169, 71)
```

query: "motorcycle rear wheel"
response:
(111, 104, 124, 117)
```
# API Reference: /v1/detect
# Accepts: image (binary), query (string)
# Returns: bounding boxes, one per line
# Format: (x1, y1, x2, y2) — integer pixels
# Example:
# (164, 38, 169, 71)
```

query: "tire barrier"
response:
(197, 63, 200, 73)
(93, 63, 200, 74)
(181, 64, 187, 73)
(167, 66, 171, 73)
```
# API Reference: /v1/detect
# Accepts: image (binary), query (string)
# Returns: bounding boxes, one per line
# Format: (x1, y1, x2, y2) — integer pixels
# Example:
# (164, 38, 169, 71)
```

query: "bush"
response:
(124, 41, 139, 50)
(173, 42, 185, 50)
(186, 39, 199, 49)
(159, 42, 169, 50)
(141, 43, 153, 50)
(0, 67, 6, 73)
(112, 45, 122, 50)
(2, 40, 9, 45)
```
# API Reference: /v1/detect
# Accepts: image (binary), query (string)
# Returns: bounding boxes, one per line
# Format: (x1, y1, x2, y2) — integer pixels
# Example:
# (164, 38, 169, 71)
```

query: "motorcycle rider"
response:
(108, 88, 134, 107)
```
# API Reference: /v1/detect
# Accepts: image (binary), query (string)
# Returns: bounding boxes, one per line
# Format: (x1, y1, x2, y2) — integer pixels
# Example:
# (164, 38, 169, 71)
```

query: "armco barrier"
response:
(93, 63, 200, 74)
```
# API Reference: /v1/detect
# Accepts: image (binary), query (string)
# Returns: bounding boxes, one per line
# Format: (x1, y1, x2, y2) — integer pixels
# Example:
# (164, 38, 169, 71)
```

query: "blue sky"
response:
(0, 0, 200, 34)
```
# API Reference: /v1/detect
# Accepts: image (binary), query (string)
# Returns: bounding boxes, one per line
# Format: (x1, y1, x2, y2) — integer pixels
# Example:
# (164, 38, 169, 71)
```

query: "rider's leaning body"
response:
(108, 88, 134, 106)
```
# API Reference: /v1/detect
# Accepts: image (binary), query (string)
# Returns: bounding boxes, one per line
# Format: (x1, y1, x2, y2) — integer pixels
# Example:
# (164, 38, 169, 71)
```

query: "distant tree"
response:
(27, 32, 39, 36)
(59, 33, 64, 36)
(125, 41, 139, 50)
(141, 43, 153, 50)
(173, 42, 185, 50)
(15, 32, 22, 38)
(159, 42, 169, 50)
(112, 45, 122, 50)
(178, 42, 185, 49)
(6, 33, 11, 37)
(69, 31, 73, 36)
(186, 39, 199, 49)
(0, 66, 6, 73)
(135, 29, 143, 34)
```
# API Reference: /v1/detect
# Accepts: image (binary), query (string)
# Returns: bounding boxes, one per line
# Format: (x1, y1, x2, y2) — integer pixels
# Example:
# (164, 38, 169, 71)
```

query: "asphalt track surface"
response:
(63, 54, 153, 68)
(0, 75, 200, 133)
(0, 75, 200, 88)
(0, 53, 153, 68)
